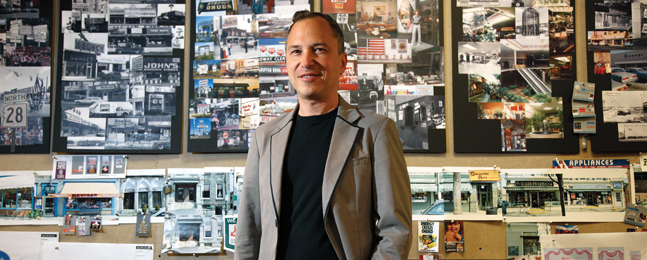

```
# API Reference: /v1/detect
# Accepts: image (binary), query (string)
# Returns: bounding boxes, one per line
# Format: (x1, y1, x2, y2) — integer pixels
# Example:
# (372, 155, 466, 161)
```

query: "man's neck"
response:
(297, 96, 339, 117)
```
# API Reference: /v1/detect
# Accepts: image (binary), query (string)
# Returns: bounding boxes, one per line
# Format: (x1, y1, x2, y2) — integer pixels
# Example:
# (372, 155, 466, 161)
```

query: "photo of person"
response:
(444, 220, 464, 252)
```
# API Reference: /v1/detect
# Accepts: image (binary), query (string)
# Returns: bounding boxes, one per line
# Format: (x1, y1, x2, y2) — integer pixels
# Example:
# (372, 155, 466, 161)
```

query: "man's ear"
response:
(340, 52, 348, 75)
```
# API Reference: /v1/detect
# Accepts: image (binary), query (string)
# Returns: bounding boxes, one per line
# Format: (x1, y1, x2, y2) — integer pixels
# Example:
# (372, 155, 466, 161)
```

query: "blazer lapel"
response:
(269, 110, 295, 221)
(321, 97, 361, 215)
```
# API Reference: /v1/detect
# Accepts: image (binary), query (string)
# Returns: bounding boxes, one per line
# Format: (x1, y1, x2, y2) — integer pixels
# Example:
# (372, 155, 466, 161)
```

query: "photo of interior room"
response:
(524, 97, 564, 139)
(462, 7, 515, 42)
(457, 42, 501, 74)
(356, 1, 398, 39)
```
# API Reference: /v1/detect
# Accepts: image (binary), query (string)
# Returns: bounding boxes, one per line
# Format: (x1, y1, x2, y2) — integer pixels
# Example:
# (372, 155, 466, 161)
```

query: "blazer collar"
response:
(270, 95, 362, 133)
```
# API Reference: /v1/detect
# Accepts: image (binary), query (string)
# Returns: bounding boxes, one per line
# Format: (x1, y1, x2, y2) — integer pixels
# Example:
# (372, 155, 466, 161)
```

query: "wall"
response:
(0, 0, 641, 259)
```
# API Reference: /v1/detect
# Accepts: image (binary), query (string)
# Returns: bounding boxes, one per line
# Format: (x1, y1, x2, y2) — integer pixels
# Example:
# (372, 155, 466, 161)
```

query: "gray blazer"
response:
(235, 96, 412, 260)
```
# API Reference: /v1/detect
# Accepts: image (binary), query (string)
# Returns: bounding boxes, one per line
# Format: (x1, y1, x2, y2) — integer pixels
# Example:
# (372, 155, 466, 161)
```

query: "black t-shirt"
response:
(277, 108, 339, 260)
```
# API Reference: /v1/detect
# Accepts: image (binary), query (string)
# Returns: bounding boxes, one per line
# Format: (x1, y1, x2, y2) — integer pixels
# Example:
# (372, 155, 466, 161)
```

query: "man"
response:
(411, 10, 422, 45)
(235, 11, 411, 260)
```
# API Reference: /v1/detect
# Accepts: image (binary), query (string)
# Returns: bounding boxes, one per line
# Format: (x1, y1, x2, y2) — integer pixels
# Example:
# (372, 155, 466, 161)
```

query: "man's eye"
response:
(291, 50, 301, 54)
(316, 48, 326, 52)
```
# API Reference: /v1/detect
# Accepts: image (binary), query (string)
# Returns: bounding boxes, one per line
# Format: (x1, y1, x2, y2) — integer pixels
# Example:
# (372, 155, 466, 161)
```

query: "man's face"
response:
(286, 17, 347, 102)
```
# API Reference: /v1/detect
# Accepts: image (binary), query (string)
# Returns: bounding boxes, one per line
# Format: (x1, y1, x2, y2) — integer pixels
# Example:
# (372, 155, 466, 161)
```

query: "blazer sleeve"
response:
(372, 118, 412, 260)
(234, 134, 262, 260)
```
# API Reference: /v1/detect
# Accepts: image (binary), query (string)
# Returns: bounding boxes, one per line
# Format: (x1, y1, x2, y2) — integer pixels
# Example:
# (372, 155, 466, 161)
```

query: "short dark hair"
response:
(287, 11, 345, 55)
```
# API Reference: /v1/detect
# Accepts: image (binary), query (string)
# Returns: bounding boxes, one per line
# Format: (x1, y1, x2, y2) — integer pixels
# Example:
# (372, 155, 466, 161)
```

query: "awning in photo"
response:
(411, 183, 436, 192)
(0, 172, 35, 190)
(439, 183, 473, 192)
(50, 182, 120, 198)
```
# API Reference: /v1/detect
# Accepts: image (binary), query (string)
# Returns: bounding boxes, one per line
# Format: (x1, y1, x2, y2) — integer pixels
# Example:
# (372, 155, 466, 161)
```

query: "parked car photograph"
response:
(75, 97, 103, 105)
(623, 67, 647, 82)
(611, 67, 638, 83)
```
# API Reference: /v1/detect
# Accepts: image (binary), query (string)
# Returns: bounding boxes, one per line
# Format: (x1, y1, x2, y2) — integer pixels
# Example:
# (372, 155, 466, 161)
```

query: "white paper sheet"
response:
(0, 231, 58, 260)
(41, 242, 153, 260)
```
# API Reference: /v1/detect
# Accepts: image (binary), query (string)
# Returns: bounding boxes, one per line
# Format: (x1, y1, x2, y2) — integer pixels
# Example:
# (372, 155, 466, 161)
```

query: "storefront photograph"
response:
(119, 175, 165, 216)
(0, 171, 34, 218)
(501, 169, 628, 218)
(131, 56, 180, 86)
(414, 170, 502, 216)
(49, 181, 120, 216)
(104, 116, 171, 150)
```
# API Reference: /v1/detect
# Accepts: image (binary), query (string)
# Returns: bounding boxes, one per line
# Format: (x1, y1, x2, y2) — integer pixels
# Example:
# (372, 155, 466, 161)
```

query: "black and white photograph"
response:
(61, 81, 130, 115)
(144, 85, 176, 116)
(595, 2, 632, 31)
(602, 91, 645, 123)
(61, 11, 82, 33)
(130, 56, 181, 86)
(172, 25, 185, 49)
(384, 95, 445, 150)
(0, 67, 51, 117)
(62, 33, 108, 80)
(341, 62, 381, 113)
(72, 0, 108, 13)
(618, 123, 647, 142)
(515, 7, 549, 47)
(108, 4, 157, 31)
(534, 0, 570, 7)
(68, 136, 106, 150)
(82, 13, 109, 33)
(457, 41, 501, 74)
(498, 0, 531, 7)
(327, 13, 358, 60)
(2, 18, 50, 67)
(104, 116, 171, 150)
(60, 107, 106, 138)
(462, 7, 515, 42)
(384, 46, 444, 86)
(157, 4, 185, 26)
(456, 0, 499, 7)
(108, 25, 174, 55)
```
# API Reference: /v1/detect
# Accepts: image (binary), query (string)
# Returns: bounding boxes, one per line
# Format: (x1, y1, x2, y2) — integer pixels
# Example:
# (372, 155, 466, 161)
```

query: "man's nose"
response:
(299, 49, 316, 68)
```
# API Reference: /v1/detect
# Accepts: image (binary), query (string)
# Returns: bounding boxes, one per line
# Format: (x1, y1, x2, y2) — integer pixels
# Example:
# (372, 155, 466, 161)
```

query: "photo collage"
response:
(0, 1, 51, 150)
(189, 0, 446, 152)
(587, 1, 647, 143)
(56, 0, 186, 152)
(460, 0, 572, 152)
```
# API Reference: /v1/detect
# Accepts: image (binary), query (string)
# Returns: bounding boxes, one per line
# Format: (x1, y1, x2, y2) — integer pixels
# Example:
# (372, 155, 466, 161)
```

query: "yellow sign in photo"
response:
(468, 170, 501, 181)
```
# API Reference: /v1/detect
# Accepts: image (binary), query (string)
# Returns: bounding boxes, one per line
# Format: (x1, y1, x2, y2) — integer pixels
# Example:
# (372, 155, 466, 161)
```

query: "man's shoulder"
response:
(254, 112, 292, 136)
(355, 108, 393, 130)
